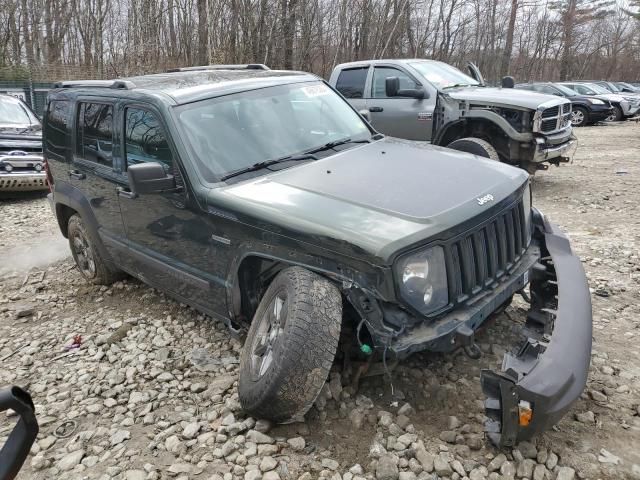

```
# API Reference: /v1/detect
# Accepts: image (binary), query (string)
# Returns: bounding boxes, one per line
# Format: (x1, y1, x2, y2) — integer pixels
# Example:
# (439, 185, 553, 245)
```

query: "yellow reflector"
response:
(518, 400, 533, 426)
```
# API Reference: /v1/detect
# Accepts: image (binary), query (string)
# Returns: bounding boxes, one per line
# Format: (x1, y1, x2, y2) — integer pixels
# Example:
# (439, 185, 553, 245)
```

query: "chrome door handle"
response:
(116, 187, 137, 199)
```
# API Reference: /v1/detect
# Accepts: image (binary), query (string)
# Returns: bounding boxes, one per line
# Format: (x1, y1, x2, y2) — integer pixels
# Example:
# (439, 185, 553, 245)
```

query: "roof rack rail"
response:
(53, 80, 135, 90)
(167, 64, 270, 73)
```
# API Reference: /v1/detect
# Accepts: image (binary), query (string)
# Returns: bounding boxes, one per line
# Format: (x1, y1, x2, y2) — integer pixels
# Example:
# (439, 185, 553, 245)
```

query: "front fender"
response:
(225, 241, 395, 338)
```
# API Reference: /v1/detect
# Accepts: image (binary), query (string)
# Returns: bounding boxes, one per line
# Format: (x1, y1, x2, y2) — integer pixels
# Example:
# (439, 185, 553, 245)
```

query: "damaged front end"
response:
(355, 205, 592, 448)
(481, 210, 592, 447)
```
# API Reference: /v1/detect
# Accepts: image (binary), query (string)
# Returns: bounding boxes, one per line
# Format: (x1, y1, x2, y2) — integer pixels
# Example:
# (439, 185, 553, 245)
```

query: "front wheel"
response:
(447, 137, 500, 161)
(605, 105, 623, 122)
(238, 267, 342, 423)
(570, 106, 588, 127)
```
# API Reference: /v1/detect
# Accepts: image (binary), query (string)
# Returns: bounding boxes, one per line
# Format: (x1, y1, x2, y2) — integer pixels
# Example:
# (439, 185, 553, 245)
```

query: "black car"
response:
(0, 94, 47, 192)
(43, 65, 592, 447)
(515, 82, 613, 127)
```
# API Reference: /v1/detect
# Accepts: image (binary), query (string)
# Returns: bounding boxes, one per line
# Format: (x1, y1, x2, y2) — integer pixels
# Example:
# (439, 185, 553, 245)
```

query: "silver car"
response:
(329, 59, 576, 174)
(560, 82, 640, 121)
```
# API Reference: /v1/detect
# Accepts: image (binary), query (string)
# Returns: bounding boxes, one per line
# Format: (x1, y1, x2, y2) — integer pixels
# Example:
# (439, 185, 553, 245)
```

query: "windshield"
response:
(409, 61, 480, 89)
(0, 96, 39, 126)
(177, 82, 372, 182)
(584, 83, 609, 95)
(554, 84, 579, 96)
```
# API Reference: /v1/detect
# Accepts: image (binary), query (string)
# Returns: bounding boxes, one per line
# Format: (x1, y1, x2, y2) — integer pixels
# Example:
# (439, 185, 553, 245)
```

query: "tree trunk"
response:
(197, 0, 209, 65)
(501, 0, 518, 77)
(560, 0, 577, 80)
(282, 0, 297, 69)
(168, 0, 177, 61)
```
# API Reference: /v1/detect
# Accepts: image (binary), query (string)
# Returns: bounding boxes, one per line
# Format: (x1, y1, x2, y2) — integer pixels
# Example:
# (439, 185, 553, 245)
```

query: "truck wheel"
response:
(605, 106, 623, 122)
(67, 214, 123, 285)
(239, 266, 342, 423)
(447, 137, 500, 161)
(570, 106, 588, 127)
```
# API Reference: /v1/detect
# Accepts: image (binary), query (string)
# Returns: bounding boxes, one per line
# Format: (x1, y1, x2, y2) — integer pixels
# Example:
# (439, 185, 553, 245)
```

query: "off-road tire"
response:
(571, 106, 588, 127)
(238, 266, 342, 423)
(447, 137, 500, 161)
(606, 105, 623, 122)
(67, 214, 123, 285)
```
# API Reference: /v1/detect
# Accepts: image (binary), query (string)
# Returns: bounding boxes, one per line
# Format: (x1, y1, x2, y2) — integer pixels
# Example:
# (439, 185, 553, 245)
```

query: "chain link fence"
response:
(0, 64, 105, 116)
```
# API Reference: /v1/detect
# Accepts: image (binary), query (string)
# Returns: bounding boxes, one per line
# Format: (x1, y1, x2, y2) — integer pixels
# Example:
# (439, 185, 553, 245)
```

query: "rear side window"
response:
(335, 68, 368, 99)
(77, 102, 114, 167)
(45, 100, 71, 160)
(124, 108, 173, 171)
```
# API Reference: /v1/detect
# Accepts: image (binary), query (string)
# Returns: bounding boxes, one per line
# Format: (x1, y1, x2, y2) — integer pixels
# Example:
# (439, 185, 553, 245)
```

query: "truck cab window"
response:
(335, 68, 368, 99)
(372, 67, 418, 98)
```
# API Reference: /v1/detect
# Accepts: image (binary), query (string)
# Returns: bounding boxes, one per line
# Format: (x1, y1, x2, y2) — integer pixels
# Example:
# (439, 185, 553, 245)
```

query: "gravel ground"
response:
(0, 122, 639, 480)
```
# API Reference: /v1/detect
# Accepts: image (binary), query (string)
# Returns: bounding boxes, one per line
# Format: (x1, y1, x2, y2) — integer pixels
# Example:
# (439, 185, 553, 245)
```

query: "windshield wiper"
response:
(221, 137, 373, 181)
(303, 137, 371, 155)
(220, 153, 318, 181)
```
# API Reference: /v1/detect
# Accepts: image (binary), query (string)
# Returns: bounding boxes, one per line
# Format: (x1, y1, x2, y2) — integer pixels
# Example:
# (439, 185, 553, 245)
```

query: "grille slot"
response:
(0, 146, 43, 154)
(538, 104, 572, 133)
(541, 118, 558, 132)
(446, 199, 528, 302)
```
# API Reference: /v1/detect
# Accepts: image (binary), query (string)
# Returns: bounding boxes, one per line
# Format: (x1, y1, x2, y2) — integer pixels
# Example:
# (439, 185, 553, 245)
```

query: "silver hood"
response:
(446, 87, 571, 111)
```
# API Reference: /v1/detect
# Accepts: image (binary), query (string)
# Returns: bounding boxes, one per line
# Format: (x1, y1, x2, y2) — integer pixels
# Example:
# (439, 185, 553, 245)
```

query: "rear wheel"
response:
(447, 137, 500, 161)
(239, 266, 342, 423)
(67, 214, 123, 285)
(570, 106, 588, 127)
(605, 105, 623, 122)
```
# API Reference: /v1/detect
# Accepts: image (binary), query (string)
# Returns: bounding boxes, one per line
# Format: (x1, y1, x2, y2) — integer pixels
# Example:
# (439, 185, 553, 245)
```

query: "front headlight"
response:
(523, 182, 532, 244)
(588, 98, 604, 105)
(396, 246, 448, 315)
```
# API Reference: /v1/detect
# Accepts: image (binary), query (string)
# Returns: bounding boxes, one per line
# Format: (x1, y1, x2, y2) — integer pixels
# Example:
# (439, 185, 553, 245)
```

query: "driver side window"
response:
(540, 86, 560, 96)
(372, 67, 418, 98)
(124, 108, 173, 172)
(572, 85, 587, 95)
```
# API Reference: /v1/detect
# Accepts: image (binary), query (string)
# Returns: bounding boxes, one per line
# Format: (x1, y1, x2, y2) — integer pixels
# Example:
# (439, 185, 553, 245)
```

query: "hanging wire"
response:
(383, 345, 394, 397)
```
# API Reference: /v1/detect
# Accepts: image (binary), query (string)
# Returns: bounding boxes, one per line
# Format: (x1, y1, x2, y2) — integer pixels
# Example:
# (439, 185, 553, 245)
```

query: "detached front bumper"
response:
(589, 108, 614, 123)
(481, 212, 592, 447)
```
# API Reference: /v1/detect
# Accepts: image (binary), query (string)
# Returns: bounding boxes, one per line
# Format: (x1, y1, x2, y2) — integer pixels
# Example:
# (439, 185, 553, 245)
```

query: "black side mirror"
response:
(0, 386, 39, 480)
(385, 77, 400, 97)
(501, 76, 515, 88)
(128, 162, 176, 195)
(385, 77, 427, 99)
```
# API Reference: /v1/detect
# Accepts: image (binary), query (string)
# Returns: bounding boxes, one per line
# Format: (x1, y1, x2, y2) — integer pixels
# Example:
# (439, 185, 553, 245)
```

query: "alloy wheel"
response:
(249, 291, 288, 380)
(571, 110, 585, 126)
(71, 231, 96, 277)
